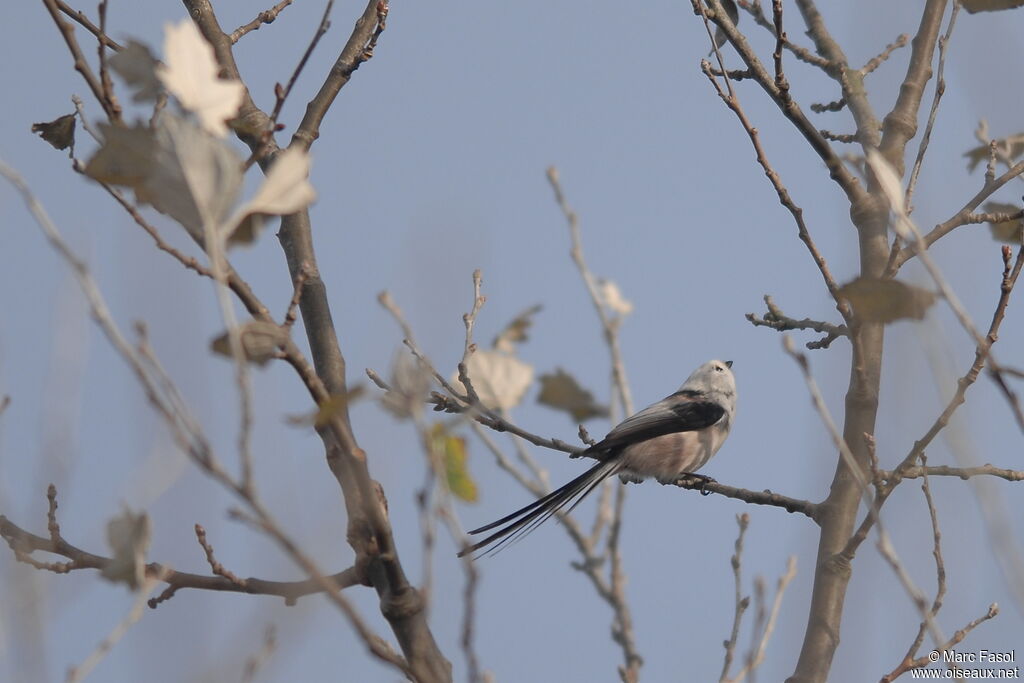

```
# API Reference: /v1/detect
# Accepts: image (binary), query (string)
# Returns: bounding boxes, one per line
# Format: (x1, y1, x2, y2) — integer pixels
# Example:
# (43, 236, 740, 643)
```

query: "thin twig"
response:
(905, 4, 959, 212)
(66, 567, 171, 683)
(746, 295, 848, 349)
(698, 58, 851, 321)
(546, 167, 634, 415)
(269, 0, 335, 124)
(893, 246, 1021, 475)
(860, 34, 909, 76)
(886, 176, 1024, 431)
(41, 0, 119, 121)
(881, 604, 999, 682)
(889, 161, 1024, 272)
(230, 0, 295, 43)
(241, 625, 277, 683)
(54, 0, 122, 51)
(725, 557, 797, 683)
(720, 514, 751, 682)
(782, 336, 947, 648)
(290, 0, 388, 151)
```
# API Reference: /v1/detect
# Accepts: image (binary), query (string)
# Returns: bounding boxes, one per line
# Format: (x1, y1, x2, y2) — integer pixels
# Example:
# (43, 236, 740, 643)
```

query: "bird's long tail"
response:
(458, 457, 622, 558)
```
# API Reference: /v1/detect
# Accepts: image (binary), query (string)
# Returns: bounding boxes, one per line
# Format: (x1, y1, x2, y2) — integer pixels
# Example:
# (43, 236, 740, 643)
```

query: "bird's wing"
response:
(593, 390, 726, 453)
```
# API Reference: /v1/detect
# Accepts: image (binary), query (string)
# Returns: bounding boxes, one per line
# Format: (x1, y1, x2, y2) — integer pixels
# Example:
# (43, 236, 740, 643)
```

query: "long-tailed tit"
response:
(459, 359, 737, 557)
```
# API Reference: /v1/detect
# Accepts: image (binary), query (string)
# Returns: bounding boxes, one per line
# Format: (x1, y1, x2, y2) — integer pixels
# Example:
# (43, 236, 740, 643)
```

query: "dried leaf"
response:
(598, 279, 634, 316)
(431, 423, 477, 503)
(101, 509, 151, 590)
(837, 277, 937, 323)
(314, 388, 366, 428)
(864, 148, 918, 243)
(83, 121, 155, 185)
(109, 40, 162, 102)
(31, 113, 76, 152)
(210, 320, 289, 366)
(963, 0, 1024, 12)
(453, 350, 533, 411)
(284, 386, 366, 427)
(983, 201, 1024, 244)
(86, 113, 243, 238)
(381, 352, 432, 419)
(492, 304, 542, 353)
(224, 147, 316, 246)
(964, 134, 1024, 171)
(537, 368, 610, 422)
(157, 19, 244, 137)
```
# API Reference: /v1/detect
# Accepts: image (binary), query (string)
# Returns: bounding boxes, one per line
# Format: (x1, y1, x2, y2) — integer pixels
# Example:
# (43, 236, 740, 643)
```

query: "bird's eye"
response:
(714, 365, 723, 372)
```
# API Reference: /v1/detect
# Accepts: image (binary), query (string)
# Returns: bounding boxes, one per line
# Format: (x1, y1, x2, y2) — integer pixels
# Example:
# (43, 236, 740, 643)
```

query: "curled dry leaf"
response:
(431, 423, 477, 503)
(537, 368, 609, 422)
(284, 386, 366, 428)
(453, 350, 533, 412)
(109, 40, 162, 102)
(381, 352, 432, 419)
(157, 19, 244, 137)
(963, 0, 1024, 12)
(964, 134, 1024, 171)
(492, 304, 542, 353)
(837, 277, 937, 323)
(598, 279, 634, 316)
(210, 320, 289, 366)
(31, 113, 76, 152)
(223, 147, 317, 246)
(85, 113, 243, 238)
(865, 149, 910, 239)
(101, 509, 151, 590)
(983, 201, 1024, 244)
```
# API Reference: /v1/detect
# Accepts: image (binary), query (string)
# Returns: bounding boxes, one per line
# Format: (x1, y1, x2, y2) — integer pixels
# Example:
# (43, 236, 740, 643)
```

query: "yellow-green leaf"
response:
(432, 423, 477, 503)
(837, 277, 937, 323)
(314, 388, 366, 428)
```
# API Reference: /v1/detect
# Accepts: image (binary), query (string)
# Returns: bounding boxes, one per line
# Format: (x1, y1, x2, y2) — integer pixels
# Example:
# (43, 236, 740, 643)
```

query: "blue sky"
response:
(2, 2, 1023, 681)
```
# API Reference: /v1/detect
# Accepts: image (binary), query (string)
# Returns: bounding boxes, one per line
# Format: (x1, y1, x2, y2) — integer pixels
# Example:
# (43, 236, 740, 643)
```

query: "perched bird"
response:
(459, 359, 737, 557)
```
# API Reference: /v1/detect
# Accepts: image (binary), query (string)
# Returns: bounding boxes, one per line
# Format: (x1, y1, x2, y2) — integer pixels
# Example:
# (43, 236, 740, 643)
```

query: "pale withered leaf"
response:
(865, 149, 907, 223)
(157, 19, 244, 137)
(598, 278, 634, 316)
(983, 201, 1024, 244)
(140, 112, 243, 236)
(837, 277, 937, 323)
(85, 114, 243, 238)
(84, 122, 156, 186)
(381, 352, 432, 419)
(31, 113, 76, 153)
(492, 304, 542, 353)
(210, 320, 289, 366)
(537, 368, 610, 422)
(223, 147, 316, 246)
(101, 509, 151, 590)
(964, 134, 1024, 171)
(452, 350, 533, 411)
(109, 40, 162, 102)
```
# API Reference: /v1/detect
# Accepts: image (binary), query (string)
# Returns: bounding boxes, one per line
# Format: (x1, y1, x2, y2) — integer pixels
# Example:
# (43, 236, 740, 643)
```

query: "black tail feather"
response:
(457, 458, 621, 558)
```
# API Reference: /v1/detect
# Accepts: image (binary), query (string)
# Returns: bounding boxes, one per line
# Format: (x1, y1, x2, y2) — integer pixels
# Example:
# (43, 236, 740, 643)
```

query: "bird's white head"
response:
(681, 359, 737, 414)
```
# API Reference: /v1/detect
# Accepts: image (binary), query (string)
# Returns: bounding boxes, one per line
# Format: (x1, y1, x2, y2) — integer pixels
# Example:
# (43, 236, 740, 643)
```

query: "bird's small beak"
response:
(725, 360, 733, 368)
